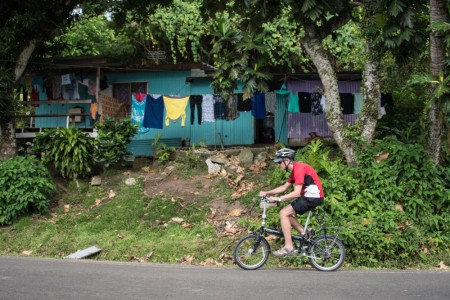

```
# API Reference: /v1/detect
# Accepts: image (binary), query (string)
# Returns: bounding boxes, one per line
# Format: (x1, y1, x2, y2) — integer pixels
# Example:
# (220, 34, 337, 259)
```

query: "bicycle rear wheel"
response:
(234, 234, 270, 270)
(308, 234, 345, 271)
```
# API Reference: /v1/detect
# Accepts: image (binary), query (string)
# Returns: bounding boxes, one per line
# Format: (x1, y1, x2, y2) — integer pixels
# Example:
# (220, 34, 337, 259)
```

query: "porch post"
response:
(96, 66, 102, 121)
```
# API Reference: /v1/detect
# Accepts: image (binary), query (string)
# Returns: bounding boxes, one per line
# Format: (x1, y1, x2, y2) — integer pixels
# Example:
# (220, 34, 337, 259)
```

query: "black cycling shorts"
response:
(291, 196, 323, 215)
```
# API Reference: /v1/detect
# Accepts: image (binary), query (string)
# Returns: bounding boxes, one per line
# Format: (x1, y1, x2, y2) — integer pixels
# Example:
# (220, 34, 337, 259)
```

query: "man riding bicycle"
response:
(260, 148, 324, 257)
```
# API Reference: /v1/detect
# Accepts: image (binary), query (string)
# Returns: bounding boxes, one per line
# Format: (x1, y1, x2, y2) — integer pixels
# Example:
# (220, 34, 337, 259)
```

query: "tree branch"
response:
(14, 39, 39, 82)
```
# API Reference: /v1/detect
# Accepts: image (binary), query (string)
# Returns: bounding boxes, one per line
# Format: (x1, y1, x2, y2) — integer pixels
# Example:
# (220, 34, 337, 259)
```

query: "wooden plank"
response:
(64, 245, 102, 259)
(21, 99, 92, 105)
(14, 113, 91, 118)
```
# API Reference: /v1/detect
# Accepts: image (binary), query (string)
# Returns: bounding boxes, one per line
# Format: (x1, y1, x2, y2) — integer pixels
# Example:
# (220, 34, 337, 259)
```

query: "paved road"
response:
(1, 256, 449, 300)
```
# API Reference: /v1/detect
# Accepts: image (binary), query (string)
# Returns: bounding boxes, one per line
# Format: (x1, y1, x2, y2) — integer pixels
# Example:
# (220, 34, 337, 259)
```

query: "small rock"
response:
(171, 217, 184, 224)
(205, 158, 221, 174)
(255, 151, 268, 164)
(209, 156, 228, 165)
(125, 177, 137, 186)
(91, 176, 101, 186)
(108, 190, 116, 199)
(237, 149, 254, 166)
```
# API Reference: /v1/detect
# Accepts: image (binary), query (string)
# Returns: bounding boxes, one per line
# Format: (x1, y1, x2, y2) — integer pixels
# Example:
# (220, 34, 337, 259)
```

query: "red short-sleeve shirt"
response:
(287, 162, 324, 198)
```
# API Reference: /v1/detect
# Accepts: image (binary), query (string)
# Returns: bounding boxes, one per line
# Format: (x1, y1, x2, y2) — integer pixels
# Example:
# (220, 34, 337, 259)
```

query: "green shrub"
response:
(0, 156, 56, 225)
(321, 136, 450, 267)
(152, 134, 175, 165)
(33, 126, 94, 179)
(94, 117, 138, 167)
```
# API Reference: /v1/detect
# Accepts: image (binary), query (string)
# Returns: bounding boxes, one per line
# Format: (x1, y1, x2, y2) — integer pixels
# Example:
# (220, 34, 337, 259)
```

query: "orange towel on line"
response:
(90, 103, 98, 120)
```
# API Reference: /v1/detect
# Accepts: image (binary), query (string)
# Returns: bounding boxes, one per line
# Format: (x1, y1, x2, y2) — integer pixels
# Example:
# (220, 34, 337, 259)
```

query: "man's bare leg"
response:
(279, 205, 296, 250)
(288, 215, 304, 235)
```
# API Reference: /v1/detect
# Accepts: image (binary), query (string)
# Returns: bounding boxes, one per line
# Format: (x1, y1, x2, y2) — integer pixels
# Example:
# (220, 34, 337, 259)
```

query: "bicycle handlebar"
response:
(259, 194, 278, 204)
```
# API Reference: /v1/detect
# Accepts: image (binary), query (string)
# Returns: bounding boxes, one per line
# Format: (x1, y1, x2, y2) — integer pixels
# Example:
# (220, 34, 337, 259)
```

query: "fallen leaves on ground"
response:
(229, 208, 243, 217)
(438, 261, 448, 270)
(180, 255, 195, 265)
(198, 258, 223, 266)
(375, 152, 389, 163)
(249, 161, 267, 172)
(108, 190, 116, 199)
(128, 252, 153, 263)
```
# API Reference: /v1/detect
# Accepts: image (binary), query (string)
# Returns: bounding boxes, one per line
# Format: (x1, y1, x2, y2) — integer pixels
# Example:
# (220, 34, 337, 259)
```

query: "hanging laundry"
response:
(320, 95, 327, 113)
(32, 76, 46, 101)
(134, 92, 146, 102)
(237, 94, 252, 112)
(378, 97, 386, 119)
(100, 76, 109, 90)
(62, 82, 75, 100)
(203, 94, 215, 122)
(265, 92, 276, 113)
(163, 96, 189, 127)
(61, 74, 71, 85)
(288, 91, 299, 112)
(275, 84, 289, 96)
(29, 87, 40, 107)
(52, 76, 62, 100)
(311, 92, 323, 115)
(90, 102, 98, 120)
(339, 93, 354, 114)
(298, 92, 311, 113)
(226, 94, 240, 121)
(251, 92, 266, 119)
(132, 93, 150, 134)
(381, 93, 394, 107)
(71, 81, 82, 100)
(78, 81, 89, 100)
(353, 93, 363, 114)
(82, 78, 97, 96)
(381, 93, 394, 114)
(43, 78, 53, 100)
(143, 94, 164, 129)
(213, 94, 225, 120)
(189, 95, 203, 125)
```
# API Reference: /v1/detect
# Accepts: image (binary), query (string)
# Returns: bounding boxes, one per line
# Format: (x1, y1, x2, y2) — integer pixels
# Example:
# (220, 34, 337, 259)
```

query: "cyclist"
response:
(259, 148, 324, 257)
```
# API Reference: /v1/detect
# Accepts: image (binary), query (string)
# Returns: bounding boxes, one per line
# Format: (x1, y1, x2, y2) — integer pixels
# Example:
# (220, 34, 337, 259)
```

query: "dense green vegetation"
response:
(0, 125, 449, 269)
(33, 118, 138, 178)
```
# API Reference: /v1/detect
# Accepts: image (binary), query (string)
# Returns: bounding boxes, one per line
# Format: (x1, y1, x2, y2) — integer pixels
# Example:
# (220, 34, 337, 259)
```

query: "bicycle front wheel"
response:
(234, 234, 270, 270)
(308, 234, 346, 271)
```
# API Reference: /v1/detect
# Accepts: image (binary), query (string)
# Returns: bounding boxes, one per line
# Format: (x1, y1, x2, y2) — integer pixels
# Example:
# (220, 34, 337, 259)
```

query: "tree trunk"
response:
(359, 42, 381, 142)
(14, 39, 38, 81)
(0, 123, 16, 160)
(427, 0, 448, 164)
(302, 26, 356, 166)
(0, 40, 39, 160)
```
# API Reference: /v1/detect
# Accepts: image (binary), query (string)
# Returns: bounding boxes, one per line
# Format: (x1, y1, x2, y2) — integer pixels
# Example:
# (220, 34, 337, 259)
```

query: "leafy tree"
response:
(54, 15, 134, 57)
(0, 0, 172, 158)
(0, 0, 88, 159)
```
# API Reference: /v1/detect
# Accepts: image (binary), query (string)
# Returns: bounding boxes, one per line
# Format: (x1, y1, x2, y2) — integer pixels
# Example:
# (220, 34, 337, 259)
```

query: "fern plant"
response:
(295, 140, 331, 174)
(34, 126, 94, 179)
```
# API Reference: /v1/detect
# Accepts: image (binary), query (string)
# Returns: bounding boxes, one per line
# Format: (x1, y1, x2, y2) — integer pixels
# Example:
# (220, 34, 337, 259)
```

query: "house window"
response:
(112, 82, 148, 104)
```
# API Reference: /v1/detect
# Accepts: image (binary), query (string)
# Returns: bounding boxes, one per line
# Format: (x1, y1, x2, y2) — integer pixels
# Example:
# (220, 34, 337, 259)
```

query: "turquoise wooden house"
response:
(16, 57, 275, 156)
